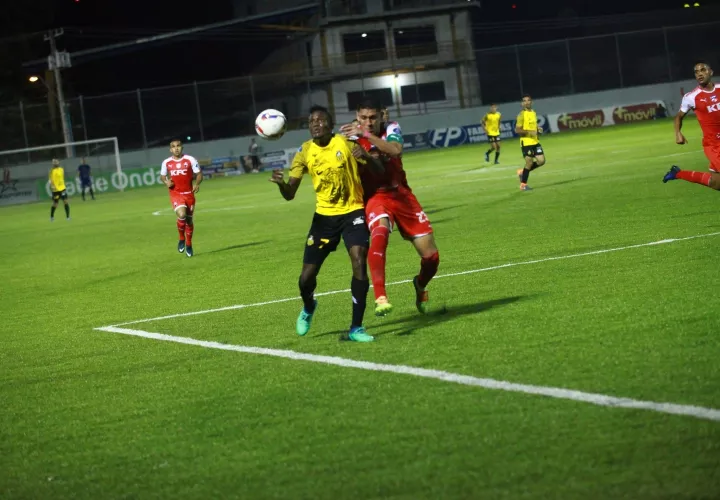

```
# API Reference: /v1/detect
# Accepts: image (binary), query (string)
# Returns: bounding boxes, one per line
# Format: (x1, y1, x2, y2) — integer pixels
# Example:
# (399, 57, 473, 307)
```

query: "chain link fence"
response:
(2, 22, 716, 159)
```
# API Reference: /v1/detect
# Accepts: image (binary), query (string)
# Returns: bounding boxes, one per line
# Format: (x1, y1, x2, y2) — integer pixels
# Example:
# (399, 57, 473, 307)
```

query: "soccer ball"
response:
(255, 109, 287, 140)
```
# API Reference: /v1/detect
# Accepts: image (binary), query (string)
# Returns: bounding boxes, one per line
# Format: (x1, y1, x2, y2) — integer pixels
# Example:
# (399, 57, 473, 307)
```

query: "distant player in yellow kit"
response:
(515, 94, 546, 191)
(482, 104, 502, 164)
(49, 158, 70, 221)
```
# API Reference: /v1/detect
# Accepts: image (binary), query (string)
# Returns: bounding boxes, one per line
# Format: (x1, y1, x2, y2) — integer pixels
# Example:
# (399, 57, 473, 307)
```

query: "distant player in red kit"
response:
(341, 100, 440, 316)
(664, 62, 720, 190)
(160, 139, 203, 257)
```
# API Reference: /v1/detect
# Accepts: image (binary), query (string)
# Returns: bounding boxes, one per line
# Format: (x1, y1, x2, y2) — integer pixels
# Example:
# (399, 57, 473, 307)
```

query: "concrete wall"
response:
(10, 78, 695, 181)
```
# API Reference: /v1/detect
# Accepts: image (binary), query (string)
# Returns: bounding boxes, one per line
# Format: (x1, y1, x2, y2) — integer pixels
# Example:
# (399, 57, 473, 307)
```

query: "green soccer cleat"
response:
(348, 326, 374, 342)
(412, 276, 429, 314)
(296, 300, 317, 336)
(374, 296, 393, 317)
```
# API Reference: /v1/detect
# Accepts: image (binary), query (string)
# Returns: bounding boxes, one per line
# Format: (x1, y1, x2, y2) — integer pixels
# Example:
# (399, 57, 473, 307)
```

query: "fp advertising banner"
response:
(548, 101, 667, 133)
(427, 116, 550, 148)
(260, 150, 289, 172)
(403, 132, 432, 151)
(36, 167, 165, 200)
(0, 180, 38, 206)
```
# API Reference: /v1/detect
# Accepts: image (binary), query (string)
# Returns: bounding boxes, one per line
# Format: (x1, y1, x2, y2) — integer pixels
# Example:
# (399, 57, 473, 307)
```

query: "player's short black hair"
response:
(169, 137, 183, 145)
(694, 60, 712, 69)
(356, 98, 383, 112)
(522, 94, 532, 100)
(309, 105, 333, 126)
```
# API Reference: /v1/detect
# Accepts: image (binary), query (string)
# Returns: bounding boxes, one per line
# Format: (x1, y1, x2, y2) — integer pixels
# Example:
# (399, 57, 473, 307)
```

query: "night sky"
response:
(2, 0, 719, 103)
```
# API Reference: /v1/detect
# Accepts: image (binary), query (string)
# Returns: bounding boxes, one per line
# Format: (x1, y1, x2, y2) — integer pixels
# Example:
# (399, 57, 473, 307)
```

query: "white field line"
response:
(152, 205, 258, 216)
(96, 325, 720, 423)
(106, 231, 720, 328)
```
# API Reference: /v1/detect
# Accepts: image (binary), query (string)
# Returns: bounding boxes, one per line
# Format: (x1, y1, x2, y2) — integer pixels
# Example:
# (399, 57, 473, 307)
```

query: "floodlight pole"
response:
(46, 29, 75, 159)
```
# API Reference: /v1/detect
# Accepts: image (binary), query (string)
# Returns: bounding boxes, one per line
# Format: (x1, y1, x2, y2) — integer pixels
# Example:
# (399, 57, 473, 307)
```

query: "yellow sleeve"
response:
(498, 113, 502, 120)
(516, 113, 523, 129)
(289, 145, 307, 179)
(481, 114, 488, 124)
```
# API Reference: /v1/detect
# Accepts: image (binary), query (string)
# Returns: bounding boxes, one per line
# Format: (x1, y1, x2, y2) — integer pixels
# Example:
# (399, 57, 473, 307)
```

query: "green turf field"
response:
(2, 118, 719, 499)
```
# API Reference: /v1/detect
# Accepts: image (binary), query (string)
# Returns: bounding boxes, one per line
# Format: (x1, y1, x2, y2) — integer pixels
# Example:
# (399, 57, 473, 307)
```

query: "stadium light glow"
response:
(361, 33, 367, 37)
(28, 76, 39, 83)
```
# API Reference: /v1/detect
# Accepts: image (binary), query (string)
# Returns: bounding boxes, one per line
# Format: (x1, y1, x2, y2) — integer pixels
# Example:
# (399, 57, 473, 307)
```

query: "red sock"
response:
(185, 223, 194, 246)
(368, 225, 390, 299)
(418, 251, 439, 289)
(676, 170, 711, 187)
(176, 218, 186, 240)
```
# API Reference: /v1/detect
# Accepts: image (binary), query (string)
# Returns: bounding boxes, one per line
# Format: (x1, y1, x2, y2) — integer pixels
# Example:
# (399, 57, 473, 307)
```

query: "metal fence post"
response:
(193, 81, 205, 142)
(249, 75, 257, 119)
(412, 54, 421, 114)
(614, 34, 624, 88)
(78, 95, 89, 156)
(514, 45, 524, 96)
(662, 27, 673, 82)
(19, 101, 30, 162)
(566, 39, 575, 94)
(136, 88, 148, 149)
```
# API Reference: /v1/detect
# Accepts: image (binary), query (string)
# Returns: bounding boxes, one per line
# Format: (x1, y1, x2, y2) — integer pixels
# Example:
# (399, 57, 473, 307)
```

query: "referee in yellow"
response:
(482, 104, 502, 164)
(49, 158, 70, 221)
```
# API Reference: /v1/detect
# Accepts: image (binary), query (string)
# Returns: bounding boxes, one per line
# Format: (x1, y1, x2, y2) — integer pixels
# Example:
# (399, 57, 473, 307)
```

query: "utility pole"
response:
(45, 29, 74, 159)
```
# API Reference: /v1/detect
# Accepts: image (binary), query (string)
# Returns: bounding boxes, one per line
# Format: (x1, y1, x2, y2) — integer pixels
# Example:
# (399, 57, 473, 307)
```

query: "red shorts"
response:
(169, 191, 196, 215)
(704, 144, 720, 173)
(365, 187, 432, 240)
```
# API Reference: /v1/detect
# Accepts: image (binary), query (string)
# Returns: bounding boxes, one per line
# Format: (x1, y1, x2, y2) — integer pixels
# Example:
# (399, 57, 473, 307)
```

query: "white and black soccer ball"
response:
(255, 109, 287, 140)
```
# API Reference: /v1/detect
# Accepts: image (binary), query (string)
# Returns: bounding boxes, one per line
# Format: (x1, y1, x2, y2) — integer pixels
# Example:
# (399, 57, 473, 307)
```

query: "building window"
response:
(343, 31, 388, 64)
(326, 0, 368, 16)
(347, 88, 394, 111)
(394, 26, 438, 59)
(400, 81, 446, 104)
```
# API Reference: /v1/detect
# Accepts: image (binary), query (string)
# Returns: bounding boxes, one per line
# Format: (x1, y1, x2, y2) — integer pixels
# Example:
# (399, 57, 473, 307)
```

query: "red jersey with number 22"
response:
(680, 84, 720, 147)
(161, 155, 201, 194)
(357, 122, 409, 200)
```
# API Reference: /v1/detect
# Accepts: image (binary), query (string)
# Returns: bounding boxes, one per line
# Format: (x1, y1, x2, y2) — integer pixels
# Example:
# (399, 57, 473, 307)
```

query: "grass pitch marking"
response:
(105, 231, 720, 327)
(95, 325, 720, 423)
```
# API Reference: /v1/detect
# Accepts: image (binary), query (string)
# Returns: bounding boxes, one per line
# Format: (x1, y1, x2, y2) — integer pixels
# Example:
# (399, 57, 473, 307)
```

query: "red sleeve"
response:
(356, 137, 373, 151)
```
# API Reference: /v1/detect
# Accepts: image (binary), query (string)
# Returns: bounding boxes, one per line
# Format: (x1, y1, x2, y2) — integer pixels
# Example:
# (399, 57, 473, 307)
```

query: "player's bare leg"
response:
(175, 206, 188, 254)
(411, 234, 440, 314)
(346, 245, 374, 341)
(368, 217, 393, 316)
(50, 200, 58, 221)
(663, 166, 720, 190)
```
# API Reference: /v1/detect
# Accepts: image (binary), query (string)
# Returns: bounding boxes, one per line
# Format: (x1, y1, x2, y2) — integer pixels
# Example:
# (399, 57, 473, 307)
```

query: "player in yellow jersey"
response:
(270, 105, 384, 342)
(482, 104, 502, 164)
(49, 158, 70, 221)
(515, 94, 546, 191)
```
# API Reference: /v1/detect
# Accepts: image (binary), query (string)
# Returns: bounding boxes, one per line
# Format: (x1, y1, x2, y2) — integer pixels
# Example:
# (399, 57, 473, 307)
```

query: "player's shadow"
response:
(429, 217, 456, 226)
(423, 204, 467, 216)
(536, 178, 583, 189)
(316, 296, 525, 339)
(203, 241, 271, 255)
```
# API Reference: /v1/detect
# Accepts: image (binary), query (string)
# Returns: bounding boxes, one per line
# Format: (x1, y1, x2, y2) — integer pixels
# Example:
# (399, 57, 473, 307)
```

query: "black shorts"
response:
(80, 177, 92, 187)
(488, 135, 500, 143)
(303, 208, 369, 265)
(52, 190, 68, 201)
(521, 143, 544, 158)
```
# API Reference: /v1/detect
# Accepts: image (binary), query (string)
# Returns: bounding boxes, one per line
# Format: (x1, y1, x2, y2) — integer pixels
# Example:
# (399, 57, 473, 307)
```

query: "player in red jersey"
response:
(160, 139, 203, 257)
(663, 62, 720, 190)
(341, 100, 440, 316)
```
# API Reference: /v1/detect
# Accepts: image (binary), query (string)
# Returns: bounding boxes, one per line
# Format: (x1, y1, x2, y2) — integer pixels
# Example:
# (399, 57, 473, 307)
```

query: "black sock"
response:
(90, 188, 95, 199)
(64, 204, 70, 218)
(51, 206, 56, 218)
(530, 159, 540, 171)
(299, 276, 317, 313)
(82, 189, 86, 200)
(521, 168, 531, 184)
(486, 149, 492, 155)
(350, 277, 369, 328)
(495, 151, 500, 162)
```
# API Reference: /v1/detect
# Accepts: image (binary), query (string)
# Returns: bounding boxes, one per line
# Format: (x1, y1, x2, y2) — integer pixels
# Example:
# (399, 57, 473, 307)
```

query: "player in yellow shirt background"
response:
(270, 105, 384, 342)
(482, 104, 502, 164)
(49, 158, 71, 221)
(515, 94, 546, 191)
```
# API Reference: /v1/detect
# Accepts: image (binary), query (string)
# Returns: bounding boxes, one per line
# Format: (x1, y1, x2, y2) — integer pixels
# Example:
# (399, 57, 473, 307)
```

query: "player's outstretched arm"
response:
(269, 168, 301, 200)
(160, 174, 174, 189)
(352, 144, 384, 174)
(674, 110, 688, 144)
